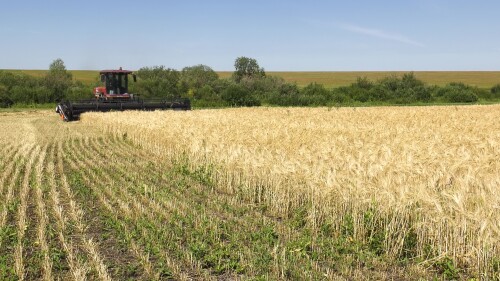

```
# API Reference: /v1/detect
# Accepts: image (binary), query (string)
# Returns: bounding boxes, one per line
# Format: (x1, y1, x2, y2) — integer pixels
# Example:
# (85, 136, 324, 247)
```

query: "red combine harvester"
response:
(56, 68, 190, 121)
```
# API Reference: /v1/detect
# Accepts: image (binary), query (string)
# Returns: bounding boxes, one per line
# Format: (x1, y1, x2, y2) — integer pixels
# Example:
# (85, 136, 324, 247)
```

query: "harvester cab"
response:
(94, 68, 136, 100)
(56, 67, 190, 121)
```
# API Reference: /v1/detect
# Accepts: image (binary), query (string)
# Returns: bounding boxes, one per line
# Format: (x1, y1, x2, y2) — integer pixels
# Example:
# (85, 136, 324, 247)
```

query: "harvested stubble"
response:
(81, 105, 500, 277)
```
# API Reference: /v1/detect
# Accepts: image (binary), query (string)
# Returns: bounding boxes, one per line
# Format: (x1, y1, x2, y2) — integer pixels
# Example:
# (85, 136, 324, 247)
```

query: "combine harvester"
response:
(56, 68, 190, 121)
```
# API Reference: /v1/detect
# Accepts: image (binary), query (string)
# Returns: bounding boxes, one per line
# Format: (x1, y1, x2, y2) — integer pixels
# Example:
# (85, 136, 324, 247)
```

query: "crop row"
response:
(81, 105, 500, 279)
(1, 117, 401, 279)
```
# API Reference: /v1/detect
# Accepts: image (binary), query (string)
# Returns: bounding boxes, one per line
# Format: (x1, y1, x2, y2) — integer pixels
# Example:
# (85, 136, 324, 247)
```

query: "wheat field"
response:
(82, 105, 500, 278)
(0, 106, 499, 280)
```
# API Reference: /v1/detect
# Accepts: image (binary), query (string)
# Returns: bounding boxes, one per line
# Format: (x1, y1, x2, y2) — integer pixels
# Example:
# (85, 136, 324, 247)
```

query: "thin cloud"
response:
(340, 24, 425, 47)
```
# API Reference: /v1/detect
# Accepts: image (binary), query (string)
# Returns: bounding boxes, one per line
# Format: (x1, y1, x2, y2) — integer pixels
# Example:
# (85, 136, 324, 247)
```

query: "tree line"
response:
(1, 57, 500, 108)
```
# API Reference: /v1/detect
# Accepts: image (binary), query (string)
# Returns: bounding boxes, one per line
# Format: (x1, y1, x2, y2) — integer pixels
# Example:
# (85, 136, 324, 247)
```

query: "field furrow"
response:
(61, 138, 158, 280)
(83, 137, 194, 221)
(64, 137, 198, 280)
(0, 144, 36, 236)
(0, 144, 38, 280)
(83, 138, 198, 279)
(0, 144, 22, 199)
(34, 144, 53, 281)
(84, 138, 216, 279)
(84, 136, 249, 277)
(0, 143, 17, 170)
(48, 141, 88, 280)
(14, 144, 41, 280)
(54, 140, 112, 281)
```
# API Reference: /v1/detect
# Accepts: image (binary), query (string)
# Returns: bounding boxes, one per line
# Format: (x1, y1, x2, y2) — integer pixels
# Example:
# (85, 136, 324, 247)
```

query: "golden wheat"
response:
(0, 107, 497, 279)
(82, 105, 500, 276)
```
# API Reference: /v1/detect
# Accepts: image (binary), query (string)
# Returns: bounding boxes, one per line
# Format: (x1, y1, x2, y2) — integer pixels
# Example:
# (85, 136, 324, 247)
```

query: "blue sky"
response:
(1, 0, 500, 71)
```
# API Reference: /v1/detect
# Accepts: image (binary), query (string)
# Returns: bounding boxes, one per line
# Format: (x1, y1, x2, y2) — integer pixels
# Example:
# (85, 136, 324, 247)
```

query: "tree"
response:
(49, 58, 69, 74)
(45, 58, 73, 102)
(232, 57, 265, 83)
(181, 64, 219, 90)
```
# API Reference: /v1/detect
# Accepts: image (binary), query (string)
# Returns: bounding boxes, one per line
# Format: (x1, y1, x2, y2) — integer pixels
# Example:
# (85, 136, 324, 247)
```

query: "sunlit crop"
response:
(0, 105, 498, 280)
(83, 105, 500, 277)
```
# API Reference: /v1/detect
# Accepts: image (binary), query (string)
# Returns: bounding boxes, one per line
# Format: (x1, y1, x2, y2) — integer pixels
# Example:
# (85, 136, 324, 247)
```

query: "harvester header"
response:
(56, 68, 190, 121)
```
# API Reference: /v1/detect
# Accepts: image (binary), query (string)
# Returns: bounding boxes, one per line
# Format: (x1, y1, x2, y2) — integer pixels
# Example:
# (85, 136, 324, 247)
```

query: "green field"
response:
(6, 69, 500, 88)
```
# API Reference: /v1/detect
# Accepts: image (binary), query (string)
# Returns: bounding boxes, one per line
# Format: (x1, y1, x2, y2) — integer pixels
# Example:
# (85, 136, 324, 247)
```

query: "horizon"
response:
(5, 69, 499, 89)
(1, 0, 500, 71)
(3, 69, 500, 73)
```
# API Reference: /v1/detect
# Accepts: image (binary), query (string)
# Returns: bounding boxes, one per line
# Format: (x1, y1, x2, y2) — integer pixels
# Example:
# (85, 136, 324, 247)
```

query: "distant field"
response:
(4, 69, 500, 88)
(5, 70, 100, 84)
(219, 71, 500, 88)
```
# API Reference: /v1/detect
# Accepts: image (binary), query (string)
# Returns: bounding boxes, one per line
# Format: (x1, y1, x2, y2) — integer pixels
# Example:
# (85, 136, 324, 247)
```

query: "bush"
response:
(240, 76, 285, 102)
(267, 83, 303, 106)
(31, 86, 54, 103)
(353, 77, 374, 90)
(378, 75, 400, 92)
(221, 84, 260, 107)
(375, 73, 431, 104)
(67, 82, 93, 101)
(475, 88, 491, 100)
(367, 85, 390, 102)
(135, 66, 182, 98)
(491, 84, 500, 99)
(10, 86, 34, 104)
(209, 79, 233, 96)
(192, 85, 225, 107)
(437, 83, 478, 103)
(413, 86, 432, 102)
(348, 87, 371, 102)
(330, 87, 350, 104)
(391, 85, 431, 104)
(300, 83, 331, 105)
(0, 85, 13, 108)
(338, 74, 431, 104)
(445, 89, 478, 103)
(339, 77, 374, 102)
